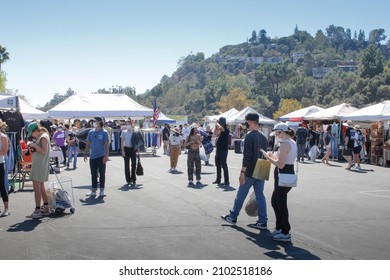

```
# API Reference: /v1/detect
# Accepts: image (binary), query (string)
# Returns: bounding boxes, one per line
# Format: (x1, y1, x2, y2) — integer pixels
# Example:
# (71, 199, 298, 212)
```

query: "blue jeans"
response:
(229, 176, 267, 224)
(330, 136, 338, 158)
(67, 146, 79, 167)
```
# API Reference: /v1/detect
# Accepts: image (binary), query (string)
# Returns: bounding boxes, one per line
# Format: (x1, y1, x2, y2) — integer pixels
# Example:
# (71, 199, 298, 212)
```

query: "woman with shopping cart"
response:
(26, 122, 51, 219)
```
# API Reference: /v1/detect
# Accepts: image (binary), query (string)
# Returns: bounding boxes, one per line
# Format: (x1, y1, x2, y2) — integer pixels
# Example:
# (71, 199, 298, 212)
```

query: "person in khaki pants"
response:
(168, 127, 183, 173)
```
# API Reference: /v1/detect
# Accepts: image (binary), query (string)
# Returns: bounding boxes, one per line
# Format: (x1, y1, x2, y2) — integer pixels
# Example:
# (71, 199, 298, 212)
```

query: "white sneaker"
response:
(28, 209, 42, 219)
(86, 190, 97, 196)
(168, 168, 172, 173)
(0, 209, 10, 217)
(270, 229, 282, 236)
(99, 190, 106, 197)
(272, 232, 291, 242)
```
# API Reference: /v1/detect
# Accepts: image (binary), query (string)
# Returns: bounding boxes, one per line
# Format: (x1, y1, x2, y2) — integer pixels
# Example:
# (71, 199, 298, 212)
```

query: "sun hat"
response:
(343, 120, 353, 127)
(27, 122, 38, 137)
(354, 125, 361, 130)
(272, 123, 289, 132)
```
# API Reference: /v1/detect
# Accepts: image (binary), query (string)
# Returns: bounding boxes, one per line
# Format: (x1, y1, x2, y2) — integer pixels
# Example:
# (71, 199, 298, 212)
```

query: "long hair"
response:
(189, 127, 197, 136)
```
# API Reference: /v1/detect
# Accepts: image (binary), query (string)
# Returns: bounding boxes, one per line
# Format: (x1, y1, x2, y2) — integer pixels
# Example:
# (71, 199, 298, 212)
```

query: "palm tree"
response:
(0, 45, 10, 71)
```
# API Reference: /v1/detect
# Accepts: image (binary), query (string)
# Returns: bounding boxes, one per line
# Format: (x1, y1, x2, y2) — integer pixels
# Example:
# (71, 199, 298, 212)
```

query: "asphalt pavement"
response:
(1, 149, 389, 260)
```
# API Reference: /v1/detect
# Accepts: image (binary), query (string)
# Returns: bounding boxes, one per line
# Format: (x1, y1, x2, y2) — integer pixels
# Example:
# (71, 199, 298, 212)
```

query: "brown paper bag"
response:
(252, 158, 271, 180)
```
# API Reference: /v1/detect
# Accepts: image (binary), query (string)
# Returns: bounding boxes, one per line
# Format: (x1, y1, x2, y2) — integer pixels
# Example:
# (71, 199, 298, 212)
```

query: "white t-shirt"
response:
(169, 134, 183, 146)
(182, 127, 191, 140)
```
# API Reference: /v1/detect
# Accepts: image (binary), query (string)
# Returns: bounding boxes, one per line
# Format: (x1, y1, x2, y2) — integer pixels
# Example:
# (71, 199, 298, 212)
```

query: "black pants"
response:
(271, 165, 294, 234)
(55, 145, 67, 165)
(90, 156, 106, 190)
(0, 163, 8, 203)
(124, 147, 137, 183)
(215, 150, 229, 184)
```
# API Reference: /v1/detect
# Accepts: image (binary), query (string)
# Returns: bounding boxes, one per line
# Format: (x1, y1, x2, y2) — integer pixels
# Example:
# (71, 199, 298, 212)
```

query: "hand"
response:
(83, 154, 88, 162)
(239, 173, 245, 185)
(103, 156, 109, 164)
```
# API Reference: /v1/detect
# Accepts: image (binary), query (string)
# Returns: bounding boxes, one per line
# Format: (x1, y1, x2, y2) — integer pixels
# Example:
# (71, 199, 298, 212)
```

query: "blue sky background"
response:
(1, 0, 389, 107)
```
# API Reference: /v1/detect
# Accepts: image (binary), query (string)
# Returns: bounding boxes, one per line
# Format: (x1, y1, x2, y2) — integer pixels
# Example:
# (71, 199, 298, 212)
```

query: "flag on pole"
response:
(153, 98, 159, 127)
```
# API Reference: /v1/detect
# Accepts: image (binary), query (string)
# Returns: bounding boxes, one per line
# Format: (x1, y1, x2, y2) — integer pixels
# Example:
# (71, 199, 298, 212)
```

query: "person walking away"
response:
(263, 123, 297, 242)
(84, 117, 110, 197)
(307, 126, 318, 161)
(342, 120, 355, 170)
(162, 123, 170, 155)
(321, 126, 332, 164)
(295, 123, 308, 162)
(0, 120, 10, 217)
(212, 117, 230, 186)
(184, 125, 202, 185)
(221, 113, 269, 228)
(168, 127, 182, 172)
(351, 125, 364, 171)
(66, 127, 79, 169)
(331, 122, 339, 160)
(51, 125, 67, 166)
(26, 122, 51, 218)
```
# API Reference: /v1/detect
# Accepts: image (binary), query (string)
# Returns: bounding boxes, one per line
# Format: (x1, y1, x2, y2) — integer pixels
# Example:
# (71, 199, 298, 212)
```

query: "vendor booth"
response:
(340, 100, 390, 166)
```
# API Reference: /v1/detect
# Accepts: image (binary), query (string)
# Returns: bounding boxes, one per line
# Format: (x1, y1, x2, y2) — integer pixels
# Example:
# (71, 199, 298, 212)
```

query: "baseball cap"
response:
(272, 123, 289, 132)
(27, 122, 38, 137)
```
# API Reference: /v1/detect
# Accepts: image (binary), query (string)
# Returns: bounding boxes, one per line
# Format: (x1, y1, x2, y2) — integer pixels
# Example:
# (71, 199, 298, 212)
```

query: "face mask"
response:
(58, 128, 63, 131)
(127, 125, 132, 130)
(93, 122, 98, 128)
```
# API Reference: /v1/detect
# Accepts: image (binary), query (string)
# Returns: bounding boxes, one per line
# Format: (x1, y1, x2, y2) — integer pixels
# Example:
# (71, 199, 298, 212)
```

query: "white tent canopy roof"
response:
(48, 93, 153, 118)
(304, 103, 358, 121)
(156, 112, 176, 124)
(205, 108, 239, 122)
(279, 105, 324, 122)
(340, 100, 390, 122)
(226, 106, 276, 125)
(19, 98, 48, 120)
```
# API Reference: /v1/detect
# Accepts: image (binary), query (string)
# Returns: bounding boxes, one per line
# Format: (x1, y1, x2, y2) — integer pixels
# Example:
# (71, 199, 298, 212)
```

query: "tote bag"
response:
(136, 155, 144, 176)
(252, 159, 271, 181)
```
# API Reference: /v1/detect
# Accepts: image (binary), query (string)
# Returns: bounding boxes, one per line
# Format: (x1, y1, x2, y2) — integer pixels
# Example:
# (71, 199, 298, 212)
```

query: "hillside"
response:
(136, 25, 390, 123)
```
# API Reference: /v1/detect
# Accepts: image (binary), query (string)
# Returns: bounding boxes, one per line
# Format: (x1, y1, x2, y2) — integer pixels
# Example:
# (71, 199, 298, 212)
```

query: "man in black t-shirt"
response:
(212, 117, 230, 186)
(343, 120, 355, 169)
(162, 123, 170, 155)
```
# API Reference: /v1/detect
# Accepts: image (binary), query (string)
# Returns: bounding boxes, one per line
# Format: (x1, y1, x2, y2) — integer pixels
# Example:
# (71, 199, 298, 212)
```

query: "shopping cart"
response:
(47, 165, 75, 215)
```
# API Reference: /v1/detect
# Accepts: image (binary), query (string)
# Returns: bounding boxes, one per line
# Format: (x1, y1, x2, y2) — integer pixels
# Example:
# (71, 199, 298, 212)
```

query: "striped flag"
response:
(153, 98, 159, 127)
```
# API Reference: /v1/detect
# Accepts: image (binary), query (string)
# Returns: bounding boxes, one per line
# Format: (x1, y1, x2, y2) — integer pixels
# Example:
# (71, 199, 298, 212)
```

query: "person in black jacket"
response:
(212, 117, 230, 186)
(221, 113, 269, 229)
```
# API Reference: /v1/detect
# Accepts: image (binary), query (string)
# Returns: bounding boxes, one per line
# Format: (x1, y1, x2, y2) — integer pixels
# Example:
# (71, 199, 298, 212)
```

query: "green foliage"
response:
(0, 45, 10, 71)
(359, 44, 384, 78)
(0, 72, 6, 92)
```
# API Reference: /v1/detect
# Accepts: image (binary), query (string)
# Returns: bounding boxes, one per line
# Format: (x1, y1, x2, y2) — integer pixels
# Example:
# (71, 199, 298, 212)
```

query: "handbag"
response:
(244, 191, 258, 217)
(136, 154, 144, 176)
(252, 158, 271, 180)
(278, 162, 298, 187)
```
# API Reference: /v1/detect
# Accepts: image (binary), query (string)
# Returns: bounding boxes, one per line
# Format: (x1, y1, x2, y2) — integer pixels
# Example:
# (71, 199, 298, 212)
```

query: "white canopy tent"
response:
(304, 103, 358, 121)
(19, 98, 48, 120)
(279, 105, 324, 122)
(48, 93, 153, 118)
(204, 108, 239, 122)
(156, 112, 176, 124)
(340, 100, 390, 122)
(226, 106, 276, 125)
(0, 94, 18, 109)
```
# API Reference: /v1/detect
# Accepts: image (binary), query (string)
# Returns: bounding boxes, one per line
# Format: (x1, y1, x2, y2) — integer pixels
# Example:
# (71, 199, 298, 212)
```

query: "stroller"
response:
(47, 165, 75, 215)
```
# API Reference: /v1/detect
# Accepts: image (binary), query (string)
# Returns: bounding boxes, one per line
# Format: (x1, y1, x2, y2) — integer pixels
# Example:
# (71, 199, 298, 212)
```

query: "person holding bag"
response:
(263, 123, 297, 242)
(220, 113, 268, 229)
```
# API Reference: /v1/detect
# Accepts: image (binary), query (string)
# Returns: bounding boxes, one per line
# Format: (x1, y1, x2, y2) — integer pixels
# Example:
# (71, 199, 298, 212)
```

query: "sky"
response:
(1, 0, 390, 108)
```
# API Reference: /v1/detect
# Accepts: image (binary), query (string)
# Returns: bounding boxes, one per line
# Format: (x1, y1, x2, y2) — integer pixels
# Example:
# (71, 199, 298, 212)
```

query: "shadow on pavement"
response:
(229, 225, 320, 260)
(7, 219, 42, 232)
(187, 183, 207, 189)
(118, 184, 143, 191)
(216, 184, 236, 192)
(79, 195, 105, 206)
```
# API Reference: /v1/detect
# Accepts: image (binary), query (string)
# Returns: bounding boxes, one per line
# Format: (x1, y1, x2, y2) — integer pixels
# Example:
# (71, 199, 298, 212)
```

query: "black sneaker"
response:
(248, 222, 267, 230)
(220, 214, 237, 225)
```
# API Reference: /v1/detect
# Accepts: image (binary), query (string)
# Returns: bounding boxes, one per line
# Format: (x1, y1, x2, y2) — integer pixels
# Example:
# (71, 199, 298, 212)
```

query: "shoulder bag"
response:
(278, 162, 298, 187)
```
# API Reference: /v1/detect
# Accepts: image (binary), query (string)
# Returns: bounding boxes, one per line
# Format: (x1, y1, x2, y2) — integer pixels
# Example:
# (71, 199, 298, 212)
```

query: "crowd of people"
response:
(0, 112, 372, 246)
